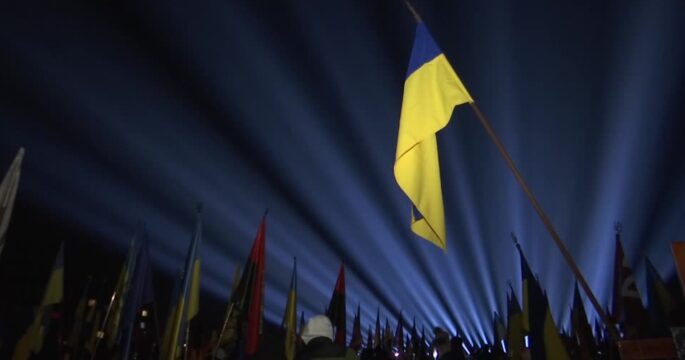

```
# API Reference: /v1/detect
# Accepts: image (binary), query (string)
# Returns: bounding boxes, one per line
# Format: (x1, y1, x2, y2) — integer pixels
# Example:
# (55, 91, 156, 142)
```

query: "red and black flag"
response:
(225, 213, 267, 357)
(326, 262, 346, 346)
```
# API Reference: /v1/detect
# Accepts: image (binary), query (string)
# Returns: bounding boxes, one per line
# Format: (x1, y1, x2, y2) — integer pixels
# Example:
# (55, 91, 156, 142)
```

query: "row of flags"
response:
(2, 151, 684, 360)
(1, 2, 682, 357)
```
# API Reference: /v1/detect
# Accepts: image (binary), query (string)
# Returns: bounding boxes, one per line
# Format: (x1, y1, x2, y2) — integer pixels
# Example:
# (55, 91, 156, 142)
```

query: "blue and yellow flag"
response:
(395, 23, 473, 250)
(161, 208, 202, 360)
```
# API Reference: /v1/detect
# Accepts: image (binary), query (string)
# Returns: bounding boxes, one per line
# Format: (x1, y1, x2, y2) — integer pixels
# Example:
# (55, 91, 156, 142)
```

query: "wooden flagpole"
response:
(403, 0, 618, 341)
(469, 101, 618, 341)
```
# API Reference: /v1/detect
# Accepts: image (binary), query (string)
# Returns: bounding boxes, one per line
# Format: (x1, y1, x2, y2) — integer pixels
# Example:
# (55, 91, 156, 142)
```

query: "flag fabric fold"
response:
(105, 232, 140, 349)
(394, 311, 404, 353)
(394, 23, 473, 249)
(223, 213, 267, 357)
(161, 208, 202, 359)
(120, 233, 156, 359)
(645, 257, 675, 337)
(0, 147, 24, 257)
(571, 283, 594, 360)
(506, 285, 523, 360)
(349, 304, 362, 351)
(283, 257, 297, 360)
(517, 241, 569, 360)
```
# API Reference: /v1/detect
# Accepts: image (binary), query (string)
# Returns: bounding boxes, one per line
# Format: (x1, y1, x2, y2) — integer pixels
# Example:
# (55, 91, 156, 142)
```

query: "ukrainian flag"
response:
(395, 23, 473, 250)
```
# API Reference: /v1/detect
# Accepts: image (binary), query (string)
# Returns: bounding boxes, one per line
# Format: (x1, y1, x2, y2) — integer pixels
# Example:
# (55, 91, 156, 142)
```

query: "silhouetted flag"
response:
(394, 22, 473, 250)
(349, 304, 362, 351)
(106, 232, 140, 349)
(121, 234, 156, 359)
(571, 283, 594, 360)
(67, 276, 92, 353)
(0, 147, 24, 257)
(395, 311, 404, 353)
(160, 270, 182, 359)
(419, 327, 427, 357)
(410, 317, 418, 356)
(493, 311, 506, 346)
(516, 241, 569, 359)
(365, 325, 373, 351)
(282, 257, 297, 360)
(541, 292, 569, 360)
(374, 308, 381, 349)
(611, 228, 649, 339)
(506, 285, 523, 360)
(326, 263, 346, 346)
(384, 318, 393, 350)
(12, 242, 63, 360)
(227, 213, 267, 357)
(645, 257, 676, 337)
(83, 280, 107, 358)
(246, 215, 266, 356)
(161, 208, 202, 359)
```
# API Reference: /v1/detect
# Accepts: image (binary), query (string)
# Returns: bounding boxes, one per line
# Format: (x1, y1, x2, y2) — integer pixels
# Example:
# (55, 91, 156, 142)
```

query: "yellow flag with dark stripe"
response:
(395, 23, 472, 250)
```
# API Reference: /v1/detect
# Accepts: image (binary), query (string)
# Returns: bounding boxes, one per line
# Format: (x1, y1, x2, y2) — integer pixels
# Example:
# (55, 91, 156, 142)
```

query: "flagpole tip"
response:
(404, 0, 423, 23)
(614, 221, 622, 234)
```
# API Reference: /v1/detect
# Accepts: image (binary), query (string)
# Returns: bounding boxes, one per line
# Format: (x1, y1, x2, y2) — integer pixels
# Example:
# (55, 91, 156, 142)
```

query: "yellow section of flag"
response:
(395, 23, 472, 249)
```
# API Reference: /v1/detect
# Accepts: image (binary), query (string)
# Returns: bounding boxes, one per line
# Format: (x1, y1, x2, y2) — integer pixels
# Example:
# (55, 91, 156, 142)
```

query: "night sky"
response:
(1, 0, 684, 346)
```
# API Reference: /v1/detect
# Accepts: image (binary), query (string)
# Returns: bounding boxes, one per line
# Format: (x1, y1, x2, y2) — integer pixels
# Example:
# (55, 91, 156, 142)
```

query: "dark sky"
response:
(1, 0, 684, 346)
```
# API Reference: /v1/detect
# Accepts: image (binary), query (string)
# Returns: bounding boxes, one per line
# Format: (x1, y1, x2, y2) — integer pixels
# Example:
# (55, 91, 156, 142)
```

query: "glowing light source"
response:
(462, 343, 471, 355)
(141, 309, 149, 317)
(500, 339, 507, 353)
(524, 335, 529, 348)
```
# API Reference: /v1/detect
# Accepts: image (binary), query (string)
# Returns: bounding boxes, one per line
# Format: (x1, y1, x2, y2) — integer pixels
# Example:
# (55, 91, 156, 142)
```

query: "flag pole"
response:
(468, 102, 618, 340)
(401, 0, 618, 341)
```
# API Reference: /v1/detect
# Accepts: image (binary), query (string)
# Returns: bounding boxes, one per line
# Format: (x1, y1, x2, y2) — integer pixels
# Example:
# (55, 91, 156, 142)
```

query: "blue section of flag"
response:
(406, 23, 443, 78)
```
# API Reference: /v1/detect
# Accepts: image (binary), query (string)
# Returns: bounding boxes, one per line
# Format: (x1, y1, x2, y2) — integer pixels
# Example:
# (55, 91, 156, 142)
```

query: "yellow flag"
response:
(395, 23, 472, 249)
(283, 258, 297, 360)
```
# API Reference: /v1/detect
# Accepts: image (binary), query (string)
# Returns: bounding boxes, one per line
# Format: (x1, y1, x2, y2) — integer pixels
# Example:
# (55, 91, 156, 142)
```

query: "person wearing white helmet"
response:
(297, 315, 358, 360)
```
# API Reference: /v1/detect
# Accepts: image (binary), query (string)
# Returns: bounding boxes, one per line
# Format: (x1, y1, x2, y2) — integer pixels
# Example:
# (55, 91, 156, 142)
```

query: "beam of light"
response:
(0, 0, 684, 346)
(462, 342, 470, 355)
